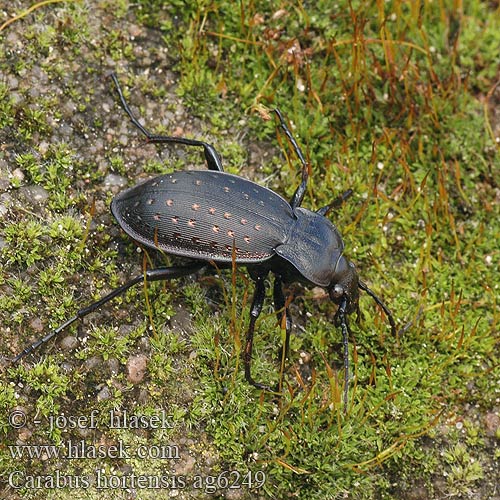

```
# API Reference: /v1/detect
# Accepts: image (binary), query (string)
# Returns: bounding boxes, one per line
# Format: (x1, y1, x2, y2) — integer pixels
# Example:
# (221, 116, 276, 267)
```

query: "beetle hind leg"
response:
(12, 262, 207, 363)
(111, 73, 224, 172)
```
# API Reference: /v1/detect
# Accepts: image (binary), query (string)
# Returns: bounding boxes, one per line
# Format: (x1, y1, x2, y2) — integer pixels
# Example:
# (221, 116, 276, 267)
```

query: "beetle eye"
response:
(330, 284, 344, 299)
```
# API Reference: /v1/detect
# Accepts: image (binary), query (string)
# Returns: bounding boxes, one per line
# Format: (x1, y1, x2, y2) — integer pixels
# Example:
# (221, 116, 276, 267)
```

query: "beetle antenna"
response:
(317, 189, 354, 217)
(336, 296, 351, 415)
(358, 280, 397, 337)
(111, 73, 152, 139)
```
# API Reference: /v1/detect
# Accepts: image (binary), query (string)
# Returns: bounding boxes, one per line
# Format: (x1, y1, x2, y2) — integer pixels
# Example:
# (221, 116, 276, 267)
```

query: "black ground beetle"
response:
(13, 74, 397, 410)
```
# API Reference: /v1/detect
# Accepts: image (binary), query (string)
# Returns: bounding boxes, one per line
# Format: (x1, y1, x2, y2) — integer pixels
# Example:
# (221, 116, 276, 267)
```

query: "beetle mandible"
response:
(13, 74, 397, 410)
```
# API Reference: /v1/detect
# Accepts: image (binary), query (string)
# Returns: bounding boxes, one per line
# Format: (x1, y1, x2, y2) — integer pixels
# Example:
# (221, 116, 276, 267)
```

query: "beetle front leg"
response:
(111, 73, 224, 172)
(244, 274, 274, 390)
(273, 276, 292, 361)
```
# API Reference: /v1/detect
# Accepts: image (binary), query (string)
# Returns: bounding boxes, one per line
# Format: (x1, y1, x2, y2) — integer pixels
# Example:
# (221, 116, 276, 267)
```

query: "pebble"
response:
(12, 168, 25, 183)
(83, 355, 101, 372)
(103, 173, 128, 188)
(97, 386, 112, 401)
(484, 412, 499, 437)
(126, 354, 148, 384)
(174, 454, 196, 475)
(106, 358, 120, 376)
(19, 185, 49, 204)
(59, 335, 79, 351)
(29, 317, 44, 333)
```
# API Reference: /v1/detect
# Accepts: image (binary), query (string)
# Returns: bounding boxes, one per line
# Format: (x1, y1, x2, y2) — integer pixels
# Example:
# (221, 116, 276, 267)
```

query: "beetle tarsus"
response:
(274, 109, 310, 210)
(111, 73, 224, 172)
(12, 263, 206, 363)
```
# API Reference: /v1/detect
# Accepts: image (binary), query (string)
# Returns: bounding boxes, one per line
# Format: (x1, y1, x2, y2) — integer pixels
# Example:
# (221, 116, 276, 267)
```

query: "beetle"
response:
(13, 74, 397, 410)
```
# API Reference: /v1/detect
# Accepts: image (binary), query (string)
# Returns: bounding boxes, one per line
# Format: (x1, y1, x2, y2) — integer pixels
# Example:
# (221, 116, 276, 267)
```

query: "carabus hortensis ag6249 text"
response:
(13, 74, 397, 410)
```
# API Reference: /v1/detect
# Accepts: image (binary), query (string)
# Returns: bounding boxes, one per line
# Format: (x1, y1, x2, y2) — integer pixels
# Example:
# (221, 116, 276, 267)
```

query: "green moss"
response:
(3, 220, 47, 266)
(0, 82, 14, 128)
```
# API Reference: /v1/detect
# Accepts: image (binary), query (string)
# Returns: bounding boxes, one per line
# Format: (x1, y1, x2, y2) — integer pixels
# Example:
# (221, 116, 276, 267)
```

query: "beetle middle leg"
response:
(274, 109, 310, 210)
(272, 276, 293, 390)
(111, 74, 224, 172)
(244, 273, 276, 391)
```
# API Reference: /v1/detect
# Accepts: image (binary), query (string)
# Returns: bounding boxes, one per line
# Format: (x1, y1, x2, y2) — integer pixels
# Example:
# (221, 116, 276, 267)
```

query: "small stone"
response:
(83, 356, 101, 372)
(103, 173, 128, 188)
(106, 358, 120, 376)
(29, 317, 44, 333)
(59, 335, 78, 351)
(97, 386, 112, 401)
(128, 24, 142, 38)
(20, 185, 49, 204)
(137, 387, 149, 404)
(484, 412, 499, 437)
(12, 168, 25, 183)
(18, 427, 33, 443)
(311, 286, 327, 299)
(126, 354, 148, 384)
(174, 454, 196, 475)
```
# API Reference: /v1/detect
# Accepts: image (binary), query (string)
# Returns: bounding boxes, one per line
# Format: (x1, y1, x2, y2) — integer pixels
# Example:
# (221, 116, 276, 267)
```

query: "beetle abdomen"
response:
(111, 170, 294, 262)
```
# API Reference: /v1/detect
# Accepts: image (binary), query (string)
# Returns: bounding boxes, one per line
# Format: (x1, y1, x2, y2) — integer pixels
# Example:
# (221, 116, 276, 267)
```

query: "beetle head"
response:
(328, 255, 360, 314)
